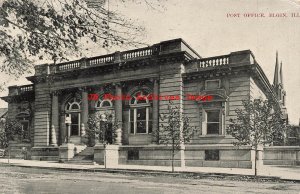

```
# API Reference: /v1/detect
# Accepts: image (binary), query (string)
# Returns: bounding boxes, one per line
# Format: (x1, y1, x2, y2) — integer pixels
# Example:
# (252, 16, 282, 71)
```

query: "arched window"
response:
(95, 98, 113, 109)
(129, 90, 152, 134)
(65, 97, 81, 136)
(65, 97, 81, 111)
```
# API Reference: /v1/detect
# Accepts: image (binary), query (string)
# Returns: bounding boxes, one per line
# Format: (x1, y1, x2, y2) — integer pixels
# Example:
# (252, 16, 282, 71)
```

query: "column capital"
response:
(78, 86, 90, 92)
(149, 77, 160, 84)
(51, 90, 62, 96)
(112, 82, 123, 88)
(101, 84, 113, 94)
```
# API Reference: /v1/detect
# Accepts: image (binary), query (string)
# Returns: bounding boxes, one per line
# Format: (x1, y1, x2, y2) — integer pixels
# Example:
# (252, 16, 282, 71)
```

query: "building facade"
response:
(1, 39, 287, 168)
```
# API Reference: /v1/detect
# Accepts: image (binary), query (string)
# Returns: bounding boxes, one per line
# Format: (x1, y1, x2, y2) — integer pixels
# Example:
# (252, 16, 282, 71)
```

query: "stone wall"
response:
(31, 147, 59, 161)
(227, 75, 250, 123)
(7, 141, 31, 159)
(185, 145, 254, 168)
(34, 83, 51, 146)
(94, 145, 255, 169)
(263, 146, 300, 165)
(183, 73, 252, 144)
(119, 145, 183, 167)
(183, 81, 202, 135)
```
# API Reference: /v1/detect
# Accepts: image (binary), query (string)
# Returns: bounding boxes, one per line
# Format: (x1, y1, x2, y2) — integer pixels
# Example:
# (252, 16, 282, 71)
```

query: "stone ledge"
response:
(185, 145, 252, 150)
(123, 159, 181, 167)
(264, 146, 300, 151)
(31, 156, 59, 161)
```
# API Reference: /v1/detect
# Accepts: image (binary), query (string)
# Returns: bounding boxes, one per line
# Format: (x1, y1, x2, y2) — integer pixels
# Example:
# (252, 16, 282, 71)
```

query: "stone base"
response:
(93, 144, 105, 165)
(59, 143, 75, 162)
(93, 144, 121, 167)
(95, 144, 264, 169)
(105, 145, 121, 168)
(31, 146, 59, 161)
(117, 145, 257, 169)
(119, 145, 184, 167)
(7, 141, 31, 159)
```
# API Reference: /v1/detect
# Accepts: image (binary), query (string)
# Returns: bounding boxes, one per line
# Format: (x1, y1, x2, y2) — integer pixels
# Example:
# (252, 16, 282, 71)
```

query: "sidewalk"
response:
(0, 158, 299, 181)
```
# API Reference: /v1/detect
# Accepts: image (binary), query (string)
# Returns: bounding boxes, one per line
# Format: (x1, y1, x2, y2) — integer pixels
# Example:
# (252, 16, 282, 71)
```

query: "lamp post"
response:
(65, 116, 72, 143)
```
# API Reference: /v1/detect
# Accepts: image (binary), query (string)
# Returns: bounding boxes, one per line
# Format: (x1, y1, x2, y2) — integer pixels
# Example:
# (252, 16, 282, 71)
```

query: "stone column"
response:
(60, 112, 66, 144)
(152, 79, 159, 144)
(81, 87, 89, 136)
(51, 92, 59, 146)
(114, 83, 122, 145)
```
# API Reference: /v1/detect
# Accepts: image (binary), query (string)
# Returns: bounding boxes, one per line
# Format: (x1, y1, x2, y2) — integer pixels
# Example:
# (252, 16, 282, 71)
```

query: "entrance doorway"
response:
(65, 97, 82, 144)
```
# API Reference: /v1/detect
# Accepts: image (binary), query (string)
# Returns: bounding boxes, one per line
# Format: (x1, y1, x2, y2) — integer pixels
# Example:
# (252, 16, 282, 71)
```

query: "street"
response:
(0, 165, 299, 194)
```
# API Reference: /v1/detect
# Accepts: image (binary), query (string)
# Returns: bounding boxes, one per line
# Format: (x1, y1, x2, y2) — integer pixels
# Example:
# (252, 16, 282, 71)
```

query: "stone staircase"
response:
(67, 146, 95, 165)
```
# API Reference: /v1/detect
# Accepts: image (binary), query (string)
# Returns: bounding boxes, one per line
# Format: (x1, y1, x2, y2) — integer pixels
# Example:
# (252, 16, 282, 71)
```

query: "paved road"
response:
(0, 165, 299, 194)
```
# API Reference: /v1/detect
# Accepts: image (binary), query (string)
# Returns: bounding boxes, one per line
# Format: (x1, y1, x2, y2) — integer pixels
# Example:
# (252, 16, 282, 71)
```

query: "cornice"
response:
(26, 51, 188, 84)
(1, 92, 35, 103)
(183, 65, 251, 81)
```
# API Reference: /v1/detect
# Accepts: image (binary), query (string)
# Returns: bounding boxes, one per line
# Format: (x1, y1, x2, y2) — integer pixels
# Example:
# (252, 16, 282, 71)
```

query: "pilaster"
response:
(151, 79, 159, 144)
(80, 87, 89, 139)
(114, 83, 122, 145)
(51, 91, 59, 146)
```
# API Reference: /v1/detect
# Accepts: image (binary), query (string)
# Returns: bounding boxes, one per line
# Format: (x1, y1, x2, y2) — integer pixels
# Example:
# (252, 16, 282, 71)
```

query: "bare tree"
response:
(227, 99, 287, 176)
(159, 101, 195, 172)
(0, 0, 165, 89)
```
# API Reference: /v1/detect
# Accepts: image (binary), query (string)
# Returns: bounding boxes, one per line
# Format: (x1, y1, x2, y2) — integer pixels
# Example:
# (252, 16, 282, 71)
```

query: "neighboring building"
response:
(0, 108, 7, 131)
(0, 108, 8, 149)
(0, 108, 7, 120)
(0, 39, 287, 168)
(287, 119, 300, 146)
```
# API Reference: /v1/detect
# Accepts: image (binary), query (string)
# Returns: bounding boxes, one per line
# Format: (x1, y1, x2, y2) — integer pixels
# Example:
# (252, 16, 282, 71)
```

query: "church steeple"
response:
(273, 51, 280, 86)
(272, 51, 288, 123)
(273, 52, 286, 105)
(279, 61, 283, 88)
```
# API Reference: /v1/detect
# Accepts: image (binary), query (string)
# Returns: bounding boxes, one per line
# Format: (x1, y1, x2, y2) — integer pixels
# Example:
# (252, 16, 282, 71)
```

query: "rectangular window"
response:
(129, 107, 151, 134)
(130, 109, 135, 134)
(148, 108, 152, 133)
(205, 79, 220, 90)
(136, 108, 146, 133)
(68, 113, 80, 136)
(128, 150, 139, 160)
(206, 110, 220, 135)
(205, 150, 219, 161)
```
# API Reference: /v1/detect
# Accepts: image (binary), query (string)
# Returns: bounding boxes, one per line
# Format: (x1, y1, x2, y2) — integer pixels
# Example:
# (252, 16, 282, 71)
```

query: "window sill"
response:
(199, 135, 226, 138)
(129, 133, 151, 135)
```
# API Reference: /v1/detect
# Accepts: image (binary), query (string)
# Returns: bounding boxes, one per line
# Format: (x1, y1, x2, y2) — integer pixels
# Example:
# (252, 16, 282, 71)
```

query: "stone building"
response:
(1, 38, 287, 168)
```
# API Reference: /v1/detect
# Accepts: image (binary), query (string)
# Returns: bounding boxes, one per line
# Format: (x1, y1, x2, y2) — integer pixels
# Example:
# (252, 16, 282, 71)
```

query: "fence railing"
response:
(121, 47, 155, 60)
(48, 46, 158, 73)
(197, 55, 230, 68)
(88, 54, 115, 66)
(19, 85, 34, 93)
(56, 60, 81, 71)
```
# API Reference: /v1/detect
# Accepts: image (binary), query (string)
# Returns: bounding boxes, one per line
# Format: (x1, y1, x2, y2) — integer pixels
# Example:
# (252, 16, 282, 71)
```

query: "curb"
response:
(2, 162, 298, 183)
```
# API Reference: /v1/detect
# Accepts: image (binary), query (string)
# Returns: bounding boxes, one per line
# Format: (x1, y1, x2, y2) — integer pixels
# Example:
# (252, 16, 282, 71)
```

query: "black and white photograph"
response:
(0, 0, 299, 193)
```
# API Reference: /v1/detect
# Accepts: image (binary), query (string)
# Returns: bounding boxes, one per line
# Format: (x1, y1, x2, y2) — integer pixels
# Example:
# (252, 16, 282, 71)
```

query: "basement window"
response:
(205, 150, 219, 161)
(128, 150, 139, 160)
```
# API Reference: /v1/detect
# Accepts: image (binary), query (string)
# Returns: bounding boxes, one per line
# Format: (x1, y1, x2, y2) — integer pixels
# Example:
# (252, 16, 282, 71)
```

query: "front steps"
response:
(66, 146, 94, 165)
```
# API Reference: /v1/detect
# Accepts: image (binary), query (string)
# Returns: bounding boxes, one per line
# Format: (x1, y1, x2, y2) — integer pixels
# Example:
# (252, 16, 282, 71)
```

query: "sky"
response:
(0, 0, 299, 125)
